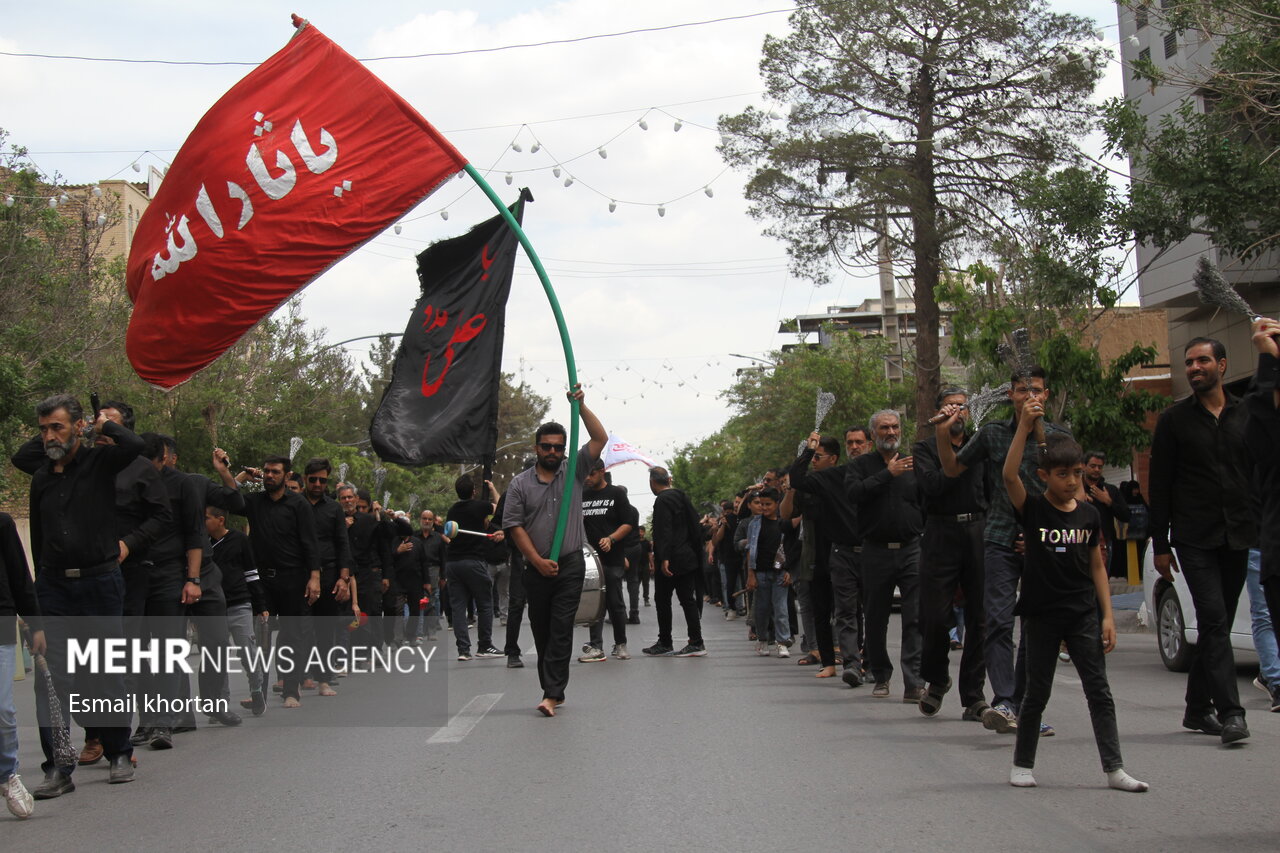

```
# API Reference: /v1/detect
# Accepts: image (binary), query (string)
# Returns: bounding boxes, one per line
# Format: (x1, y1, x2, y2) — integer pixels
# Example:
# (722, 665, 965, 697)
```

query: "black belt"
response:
(929, 512, 983, 523)
(45, 561, 118, 579)
(863, 538, 919, 550)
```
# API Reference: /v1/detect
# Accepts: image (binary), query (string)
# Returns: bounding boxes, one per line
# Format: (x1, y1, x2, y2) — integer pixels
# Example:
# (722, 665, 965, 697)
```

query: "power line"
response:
(0, 4, 837, 67)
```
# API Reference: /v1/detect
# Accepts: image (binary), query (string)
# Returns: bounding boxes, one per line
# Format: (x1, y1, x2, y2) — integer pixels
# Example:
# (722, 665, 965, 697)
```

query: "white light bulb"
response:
(673, 120, 683, 132)
(530, 142, 540, 153)
(96, 213, 107, 226)
(608, 201, 617, 213)
(1093, 28, 1105, 40)
(598, 147, 607, 159)
(131, 162, 142, 173)
(720, 134, 731, 146)
(881, 142, 893, 154)
(1039, 69, 1051, 81)
(59, 193, 69, 204)
(92, 185, 103, 198)
(505, 173, 513, 185)
(394, 224, 402, 235)
(553, 167, 562, 178)
(639, 119, 649, 130)
(563, 177, 573, 187)
(441, 210, 449, 221)
(48, 197, 58, 208)
(512, 142, 523, 152)
(3, 195, 13, 207)
(704, 186, 714, 198)
(657, 206, 666, 217)
(1127, 34, 1139, 49)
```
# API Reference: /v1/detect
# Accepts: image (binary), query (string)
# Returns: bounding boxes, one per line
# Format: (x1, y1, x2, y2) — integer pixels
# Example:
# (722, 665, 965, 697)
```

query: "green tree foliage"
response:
(1105, 0, 1280, 259)
(719, 0, 1106, 425)
(670, 332, 906, 505)
(940, 262, 1168, 466)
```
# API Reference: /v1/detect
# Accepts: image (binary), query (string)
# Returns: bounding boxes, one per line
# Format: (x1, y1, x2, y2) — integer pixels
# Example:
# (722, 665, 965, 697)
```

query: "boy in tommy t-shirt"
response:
(1002, 404, 1148, 793)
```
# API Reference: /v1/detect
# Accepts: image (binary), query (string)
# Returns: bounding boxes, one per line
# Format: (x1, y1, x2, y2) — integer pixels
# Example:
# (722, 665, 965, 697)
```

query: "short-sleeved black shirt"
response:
(1015, 493, 1101, 620)
(446, 498, 493, 561)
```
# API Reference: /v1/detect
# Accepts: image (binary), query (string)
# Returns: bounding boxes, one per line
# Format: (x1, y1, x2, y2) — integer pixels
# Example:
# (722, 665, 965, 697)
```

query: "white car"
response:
(1142, 548, 1257, 671)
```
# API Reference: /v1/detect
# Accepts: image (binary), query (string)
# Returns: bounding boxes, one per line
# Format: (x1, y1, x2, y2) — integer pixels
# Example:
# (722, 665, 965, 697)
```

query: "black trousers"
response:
(504, 550, 528, 656)
(655, 569, 702, 648)
(918, 517, 987, 706)
(185, 566, 230, 716)
(829, 544, 863, 675)
(523, 550, 585, 701)
(588, 560, 627, 648)
(127, 562, 185, 727)
(309, 567, 342, 681)
(809, 546, 836, 667)
(623, 544, 642, 616)
(263, 570, 313, 700)
(1176, 544, 1247, 720)
(1015, 608, 1123, 772)
(860, 540, 923, 690)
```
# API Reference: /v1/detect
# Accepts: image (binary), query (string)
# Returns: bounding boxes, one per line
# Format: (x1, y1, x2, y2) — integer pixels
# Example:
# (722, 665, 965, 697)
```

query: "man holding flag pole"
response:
(502, 388, 608, 718)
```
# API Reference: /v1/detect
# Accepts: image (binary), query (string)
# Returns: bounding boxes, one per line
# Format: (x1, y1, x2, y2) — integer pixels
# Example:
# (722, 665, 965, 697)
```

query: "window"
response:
(1135, 2, 1148, 29)
(1138, 47, 1151, 64)
(1163, 31, 1177, 58)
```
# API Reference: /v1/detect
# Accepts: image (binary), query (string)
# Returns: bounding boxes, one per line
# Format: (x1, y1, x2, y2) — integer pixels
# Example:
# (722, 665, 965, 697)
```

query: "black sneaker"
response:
(149, 727, 174, 750)
(642, 643, 674, 656)
(673, 643, 707, 657)
(507, 655, 524, 668)
(129, 726, 153, 747)
(475, 646, 503, 658)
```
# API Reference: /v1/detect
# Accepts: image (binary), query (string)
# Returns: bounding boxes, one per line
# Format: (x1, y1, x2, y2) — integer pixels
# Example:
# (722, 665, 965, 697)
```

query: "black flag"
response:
(370, 190, 529, 465)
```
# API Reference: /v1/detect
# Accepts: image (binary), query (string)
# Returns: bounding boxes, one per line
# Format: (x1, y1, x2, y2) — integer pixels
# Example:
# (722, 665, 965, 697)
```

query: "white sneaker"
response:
(755, 641, 769, 656)
(777, 644, 790, 658)
(3, 773, 33, 819)
(578, 646, 606, 663)
(611, 643, 631, 660)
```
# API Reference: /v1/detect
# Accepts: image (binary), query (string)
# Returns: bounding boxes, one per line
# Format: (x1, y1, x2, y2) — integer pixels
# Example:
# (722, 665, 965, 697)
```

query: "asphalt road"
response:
(7, 609, 1278, 852)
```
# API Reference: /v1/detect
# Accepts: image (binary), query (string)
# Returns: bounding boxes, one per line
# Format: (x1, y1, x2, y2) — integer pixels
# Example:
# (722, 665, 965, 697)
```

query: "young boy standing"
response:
(745, 488, 793, 657)
(1002, 405, 1147, 793)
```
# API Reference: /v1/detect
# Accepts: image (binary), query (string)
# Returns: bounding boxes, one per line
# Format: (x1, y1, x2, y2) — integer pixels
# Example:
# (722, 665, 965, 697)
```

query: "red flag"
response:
(125, 17, 468, 389)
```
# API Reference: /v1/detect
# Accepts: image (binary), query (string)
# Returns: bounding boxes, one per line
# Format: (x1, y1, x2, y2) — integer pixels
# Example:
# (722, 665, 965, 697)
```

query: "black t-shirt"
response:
(1015, 494, 1102, 620)
(753, 517, 785, 572)
(581, 483, 632, 566)
(446, 498, 493, 561)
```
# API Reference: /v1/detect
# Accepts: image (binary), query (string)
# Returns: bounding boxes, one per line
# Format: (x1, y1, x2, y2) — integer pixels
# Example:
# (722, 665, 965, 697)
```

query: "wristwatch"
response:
(185, 577, 201, 587)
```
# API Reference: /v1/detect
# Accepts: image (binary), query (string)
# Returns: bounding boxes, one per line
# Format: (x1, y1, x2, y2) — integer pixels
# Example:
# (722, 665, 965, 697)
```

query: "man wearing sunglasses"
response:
(503, 386, 609, 717)
(302, 458, 353, 695)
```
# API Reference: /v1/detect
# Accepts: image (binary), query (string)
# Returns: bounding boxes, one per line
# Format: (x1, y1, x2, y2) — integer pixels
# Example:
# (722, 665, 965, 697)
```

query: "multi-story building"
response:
(1117, 1, 1280, 393)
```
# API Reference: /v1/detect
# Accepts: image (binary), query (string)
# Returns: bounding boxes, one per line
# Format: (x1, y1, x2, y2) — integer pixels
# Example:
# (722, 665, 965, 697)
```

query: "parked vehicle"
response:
(1142, 550, 1257, 672)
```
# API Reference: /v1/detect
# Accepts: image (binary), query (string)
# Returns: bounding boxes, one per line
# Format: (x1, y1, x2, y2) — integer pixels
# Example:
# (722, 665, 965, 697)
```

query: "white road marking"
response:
(427, 693, 504, 744)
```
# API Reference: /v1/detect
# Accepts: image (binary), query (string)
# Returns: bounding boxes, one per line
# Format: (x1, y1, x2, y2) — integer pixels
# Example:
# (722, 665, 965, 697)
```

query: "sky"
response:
(0, 0, 1128, 518)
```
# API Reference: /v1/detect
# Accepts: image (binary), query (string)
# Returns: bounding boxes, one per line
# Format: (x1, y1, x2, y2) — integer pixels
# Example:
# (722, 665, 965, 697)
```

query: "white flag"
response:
(601, 433, 661, 471)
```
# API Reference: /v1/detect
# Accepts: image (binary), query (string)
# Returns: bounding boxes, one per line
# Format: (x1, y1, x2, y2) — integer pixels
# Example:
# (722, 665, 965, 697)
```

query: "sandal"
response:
(918, 677, 952, 717)
(796, 653, 821, 666)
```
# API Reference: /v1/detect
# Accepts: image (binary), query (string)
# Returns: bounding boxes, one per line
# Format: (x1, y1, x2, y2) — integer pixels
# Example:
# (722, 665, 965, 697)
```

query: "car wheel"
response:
(1157, 586, 1193, 672)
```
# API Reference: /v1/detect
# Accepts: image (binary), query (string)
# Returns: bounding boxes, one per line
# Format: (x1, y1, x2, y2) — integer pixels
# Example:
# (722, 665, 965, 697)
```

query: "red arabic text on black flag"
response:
(370, 190, 529, 465)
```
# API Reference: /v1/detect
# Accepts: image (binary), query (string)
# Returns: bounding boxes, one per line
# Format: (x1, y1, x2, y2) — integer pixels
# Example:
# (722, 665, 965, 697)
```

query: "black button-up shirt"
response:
(787, 449, 860, 546)
(27, 421, 144, 572)
(845, 451, 923, 543)
(1149, 391, 1256, 554)
(240, 490, 322, 575)
(308, 493, 353, 573)
(913, 433, 986, 517)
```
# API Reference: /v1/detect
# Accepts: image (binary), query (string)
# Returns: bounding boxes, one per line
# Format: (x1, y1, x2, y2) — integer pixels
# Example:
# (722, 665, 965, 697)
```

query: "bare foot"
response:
(536, 698, 556, 717)
(318, 683, 337, 696)
(283, 696, 301, 709)
(815, 666, 837, 678)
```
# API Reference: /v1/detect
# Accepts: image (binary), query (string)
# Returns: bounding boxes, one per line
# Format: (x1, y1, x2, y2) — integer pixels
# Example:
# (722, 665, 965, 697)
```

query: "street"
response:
(7, 610, 1277, 852)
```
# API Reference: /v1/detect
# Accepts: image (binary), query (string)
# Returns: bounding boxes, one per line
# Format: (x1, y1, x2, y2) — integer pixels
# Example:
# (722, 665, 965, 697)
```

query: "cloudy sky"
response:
(1, 0, 1126, 515)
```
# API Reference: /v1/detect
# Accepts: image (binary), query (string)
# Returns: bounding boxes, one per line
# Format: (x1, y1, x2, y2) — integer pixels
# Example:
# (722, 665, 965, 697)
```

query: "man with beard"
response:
(16, 394, 140, 794)
(339, 486, 394, 658)
(503, 387, 608, 717)
(1081, 451, 1130, 578)
(936, 366, 1071, 736)
(1150, 338, 1254, 743)
(580, 463, 634, 662)
(846, 410, 925, 702)
(645, 467, 706, 658)
(10, 399, 170, 765)
(916, 389, 989, 720)
(417, 510, 444, 642)
(218, 456, 321, 708)
(788, 430, 867, 684)
(300, 458, 352, 695)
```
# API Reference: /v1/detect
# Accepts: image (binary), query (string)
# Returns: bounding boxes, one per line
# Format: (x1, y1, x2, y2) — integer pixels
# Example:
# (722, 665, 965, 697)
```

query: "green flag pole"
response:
(464, 163, 579, 558)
